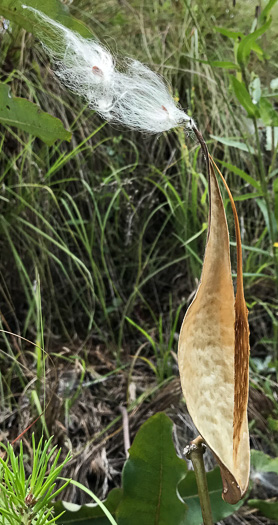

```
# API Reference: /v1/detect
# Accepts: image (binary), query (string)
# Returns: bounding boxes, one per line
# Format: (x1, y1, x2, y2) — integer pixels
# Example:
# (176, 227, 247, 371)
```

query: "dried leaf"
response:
(178, 133, 250, 504)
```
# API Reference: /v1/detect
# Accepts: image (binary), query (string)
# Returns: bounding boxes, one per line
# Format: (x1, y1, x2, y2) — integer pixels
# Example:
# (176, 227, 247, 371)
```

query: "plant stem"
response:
(184, 436, 214, 525)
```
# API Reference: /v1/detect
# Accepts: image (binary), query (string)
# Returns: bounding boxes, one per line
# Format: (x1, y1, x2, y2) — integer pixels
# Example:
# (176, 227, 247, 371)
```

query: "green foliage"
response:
(126, 298, 183, 382)
(248, 499, 278, 520)
(251, 449, 278, 474)
(0, 8, 278, 524)
(116, 413, 187, 525)
(54, 413, 245, 525)
(214, 0, 278, 332)
(178, 469, 244, 525)
(215, 160, 261, 191)
(229, 76, 260, 118)
(0, 435, 71, 524)
(247, 449, 278, 520)
(236, 19, 271, 66)
(259, 97, 278, 126)
(209, 135, 255, 154)
(0, 83, 71, 145)
(0, 0, 92, 39)
(55, 489, 122, 525)
(259, 0, 278, 22)
(214, 27, 243, 39)
(0, 0, 276, 363)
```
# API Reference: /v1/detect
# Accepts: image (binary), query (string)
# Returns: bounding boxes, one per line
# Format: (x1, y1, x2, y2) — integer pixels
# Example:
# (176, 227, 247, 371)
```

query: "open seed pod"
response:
(178, 131, 250, 504)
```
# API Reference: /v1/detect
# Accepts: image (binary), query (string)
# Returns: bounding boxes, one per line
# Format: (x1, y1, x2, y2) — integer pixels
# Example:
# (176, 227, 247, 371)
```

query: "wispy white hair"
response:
(22, 5, 192, 133)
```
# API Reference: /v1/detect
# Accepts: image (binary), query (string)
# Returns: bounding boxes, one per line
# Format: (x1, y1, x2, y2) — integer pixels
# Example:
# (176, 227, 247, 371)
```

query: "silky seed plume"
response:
(22, 5, 192, 133)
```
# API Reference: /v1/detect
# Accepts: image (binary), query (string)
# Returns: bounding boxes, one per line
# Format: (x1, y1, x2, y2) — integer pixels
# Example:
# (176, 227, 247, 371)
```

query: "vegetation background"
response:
(0, 0, 278, 523)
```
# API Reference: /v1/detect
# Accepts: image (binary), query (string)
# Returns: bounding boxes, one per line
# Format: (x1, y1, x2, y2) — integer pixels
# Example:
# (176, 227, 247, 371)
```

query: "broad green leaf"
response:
(54, 488, 122, 525)
(0, 0, 92, 40)
(0, 83, 71, 145)
(230, 76, 260, 118)
(248, 499, 278, 520)
(214, 27, 244, 40)
(210, 135, 255, 154)
(237, 19, 271, 65)
(216, 159, 261, 190)
(251, 450, 278, 474)
(259, 97, 278, 126)
(116, 412, 188, 525)
(178, 467, 244, 525)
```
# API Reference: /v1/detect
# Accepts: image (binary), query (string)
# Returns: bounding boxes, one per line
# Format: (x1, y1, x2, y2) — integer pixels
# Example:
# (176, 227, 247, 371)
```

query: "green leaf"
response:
(248, 499, 278, 520)
(267, 417, 278, 431)
(250, 41, 265, 60)
(216, 159, 261, 190)
(251, 450, 278, 474)
(259, 97, 278, 126)
(0, 0, 92, 40)
(230, 76, 260, 118)
(237, 19, 271, 65)
(116, 412, 188, 525)
(54, 488, 122, 525)
(257, 199, 278, 236)
(197, 59, 240, 70)
(125, 317, 156, 352)
(0, 83, 71, 145)
(259, 0, 278, 22)
(214, 27, 244, 40)
(178, 467, 244, 525)
(209, 61, 240, 70)
(210, 135, 255, 154)
(233, 192, 263, 202)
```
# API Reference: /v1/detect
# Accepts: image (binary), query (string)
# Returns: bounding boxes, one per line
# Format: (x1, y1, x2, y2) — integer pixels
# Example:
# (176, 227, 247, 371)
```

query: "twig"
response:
(119, 405, 131, 458)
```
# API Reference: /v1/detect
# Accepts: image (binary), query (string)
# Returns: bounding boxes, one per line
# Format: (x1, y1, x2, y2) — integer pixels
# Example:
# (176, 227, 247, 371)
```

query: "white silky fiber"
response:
(22, 5, 192, 133)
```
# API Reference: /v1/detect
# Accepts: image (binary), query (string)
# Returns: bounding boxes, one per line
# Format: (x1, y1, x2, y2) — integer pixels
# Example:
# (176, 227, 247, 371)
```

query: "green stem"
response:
(184, 436, 214, 525)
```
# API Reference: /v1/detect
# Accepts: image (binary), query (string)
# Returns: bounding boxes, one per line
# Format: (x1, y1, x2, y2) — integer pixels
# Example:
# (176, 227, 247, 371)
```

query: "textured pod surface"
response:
(178, 160, 249, 504)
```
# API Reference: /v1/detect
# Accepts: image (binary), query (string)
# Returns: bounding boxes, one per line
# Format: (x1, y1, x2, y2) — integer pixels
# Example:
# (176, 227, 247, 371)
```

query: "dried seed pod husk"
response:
(178, 145, 250, 504)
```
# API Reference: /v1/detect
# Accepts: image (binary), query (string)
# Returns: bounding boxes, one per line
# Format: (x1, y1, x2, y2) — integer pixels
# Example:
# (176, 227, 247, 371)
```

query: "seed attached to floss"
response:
(92, 66, 103, 76)
(21, 6, 192, 132)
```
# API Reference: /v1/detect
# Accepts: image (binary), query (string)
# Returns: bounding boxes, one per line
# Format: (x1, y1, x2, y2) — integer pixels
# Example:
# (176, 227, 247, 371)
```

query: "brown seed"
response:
(92, 66, 103, 76)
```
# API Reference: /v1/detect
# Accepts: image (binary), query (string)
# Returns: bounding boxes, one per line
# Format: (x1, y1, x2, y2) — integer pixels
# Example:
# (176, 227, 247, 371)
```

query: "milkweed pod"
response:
(178, 157, 250, 504)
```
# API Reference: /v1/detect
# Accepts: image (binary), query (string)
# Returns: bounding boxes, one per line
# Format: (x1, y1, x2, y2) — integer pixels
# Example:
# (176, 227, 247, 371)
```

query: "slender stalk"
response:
(184, 436, 214, 525)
